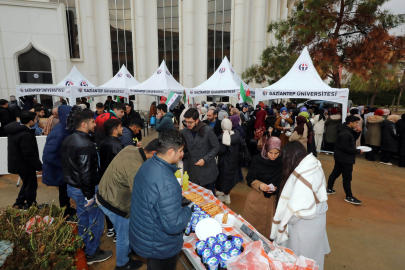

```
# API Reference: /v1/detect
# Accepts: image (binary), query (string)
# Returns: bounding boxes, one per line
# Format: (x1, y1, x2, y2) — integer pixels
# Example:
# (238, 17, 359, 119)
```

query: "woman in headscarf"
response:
(230, 114, 244, 138)
(271, 141, 330, 270)
(274, 107, 293, 148)
(254, 110, 268, 149)
(350, 108, 363, 147)
(265, 108, 277, 131)
(364, 107, 378, 137)
(149, 101, 157, 124)
(200, 107, 208, 121)
(291, 108, 301, 125)
(299, 111, 317, 156)
(43, 107, 59, 135)
(380, 114, 400, 165)
(382, 109, 390, 120)
(216, 119, 246, 204)
(396, 114, 405, 167)
(324, 108, 342, 152)
(365, 109, 384, 161)
(289, 115, 309, 150)
(243, 135, 283, 237)
(313, 108, 327, 151)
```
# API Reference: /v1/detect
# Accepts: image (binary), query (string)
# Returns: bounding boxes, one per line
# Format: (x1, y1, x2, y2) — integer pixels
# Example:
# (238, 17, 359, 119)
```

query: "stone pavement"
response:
(0, 128, 404, 270)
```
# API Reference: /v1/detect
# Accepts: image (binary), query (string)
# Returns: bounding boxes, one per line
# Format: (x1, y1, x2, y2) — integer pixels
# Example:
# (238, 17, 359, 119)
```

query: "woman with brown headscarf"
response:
(274, 107, 293, 147)
(254, 110, 268, 149)
(289, 115, 309, 150)
(43, 108, 59, 135)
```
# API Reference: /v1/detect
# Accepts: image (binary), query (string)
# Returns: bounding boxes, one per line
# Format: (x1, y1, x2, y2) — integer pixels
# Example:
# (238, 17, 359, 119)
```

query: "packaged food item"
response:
(196, 240, 207, 255)
(204, 214, 211, 219)
(206, 255, 220, 270)
(184, 191, 205, 204)
(191, 217, 199, 232)
(229, 247, 241, 257)
(232, 236, 243, 250)
(222, 240, 234, 252)
(212, 243, 223, 255)
(201, 248, 213, 264)
(206, 237, 217, 248)
(193, 205, 201, 212)
(218, 252, 231, 268)
(216, 233, 227, 243)
(184, 220, 192, 236)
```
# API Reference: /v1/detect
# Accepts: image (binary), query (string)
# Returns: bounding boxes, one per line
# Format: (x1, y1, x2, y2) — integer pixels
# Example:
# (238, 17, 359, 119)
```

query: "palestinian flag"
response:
(165, 91, 182, 110)
(239, 83, 253, 104)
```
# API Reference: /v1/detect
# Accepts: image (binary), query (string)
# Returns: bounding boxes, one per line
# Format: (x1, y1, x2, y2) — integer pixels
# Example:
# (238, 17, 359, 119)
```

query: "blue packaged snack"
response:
(204, 214, 211, 219)
(184, 222, 192, 235)
(229, 248, 241, 257)
(222, 240, 234, 252)
(232, 236, 243, 250)
(206, 237, 217, 248)
(196, 240, 207, 255)
(198, 215, 205, 222)
(201, 248, 213, 264)
(206, 255, 220, 270)
(212, 243, 223, 254)
(218, 252, 231, 268)
(191, 217, 199, 231)
(193, 206, 201, 212)
(216, 233, 227, 243)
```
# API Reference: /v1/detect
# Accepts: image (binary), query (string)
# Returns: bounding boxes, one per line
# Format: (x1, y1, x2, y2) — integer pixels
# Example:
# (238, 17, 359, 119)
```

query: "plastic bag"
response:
(25, 215, 54, 234)
(228, 241, 270, 270)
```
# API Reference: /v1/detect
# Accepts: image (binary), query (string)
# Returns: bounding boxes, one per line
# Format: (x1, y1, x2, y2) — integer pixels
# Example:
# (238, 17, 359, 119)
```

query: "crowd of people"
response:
(1, 95, 405, 270)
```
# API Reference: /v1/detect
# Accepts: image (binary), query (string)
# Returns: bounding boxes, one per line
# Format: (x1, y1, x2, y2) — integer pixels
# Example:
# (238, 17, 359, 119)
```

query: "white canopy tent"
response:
(129, 60, 184, 97)
(255, 47, 349, 120)
(187, 56, 255, 99)
(100, 64, 139, 89)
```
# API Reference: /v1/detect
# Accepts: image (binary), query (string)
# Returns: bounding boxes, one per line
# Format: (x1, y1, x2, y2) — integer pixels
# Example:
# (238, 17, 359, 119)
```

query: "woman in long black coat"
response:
(380, 115, 400, 165)
(216, 119, 246, 204)
(396, 114, 405, 167)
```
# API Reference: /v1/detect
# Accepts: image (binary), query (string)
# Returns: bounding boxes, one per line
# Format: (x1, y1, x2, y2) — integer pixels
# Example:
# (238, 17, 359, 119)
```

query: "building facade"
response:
(0, 0, 293, 110)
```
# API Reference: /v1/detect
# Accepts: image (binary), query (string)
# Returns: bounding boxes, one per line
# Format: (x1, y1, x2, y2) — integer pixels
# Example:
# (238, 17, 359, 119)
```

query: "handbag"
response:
(238, 143, 251, 163)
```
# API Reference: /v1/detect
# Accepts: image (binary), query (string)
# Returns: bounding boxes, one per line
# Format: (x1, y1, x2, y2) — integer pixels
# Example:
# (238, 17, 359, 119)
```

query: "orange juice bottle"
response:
(182, 171, 189, 191)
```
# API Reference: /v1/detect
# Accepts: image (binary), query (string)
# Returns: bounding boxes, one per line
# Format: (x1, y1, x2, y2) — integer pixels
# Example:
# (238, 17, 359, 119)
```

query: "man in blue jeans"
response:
(61, 110, 112, 265)
(97, 139, 159, 270)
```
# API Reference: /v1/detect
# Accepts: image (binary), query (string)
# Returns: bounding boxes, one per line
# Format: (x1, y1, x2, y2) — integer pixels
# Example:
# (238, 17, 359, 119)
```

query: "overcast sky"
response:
(382, 0, 405, 35)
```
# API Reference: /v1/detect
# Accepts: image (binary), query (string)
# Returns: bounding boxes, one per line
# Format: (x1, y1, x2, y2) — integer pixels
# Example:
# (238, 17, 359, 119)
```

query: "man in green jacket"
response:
(155, 104, 174, 136)
(96, 139, 159, 270)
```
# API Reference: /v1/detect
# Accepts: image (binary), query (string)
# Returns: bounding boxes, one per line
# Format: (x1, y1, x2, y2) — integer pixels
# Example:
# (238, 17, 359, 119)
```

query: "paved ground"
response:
(1, 128, 404, 270)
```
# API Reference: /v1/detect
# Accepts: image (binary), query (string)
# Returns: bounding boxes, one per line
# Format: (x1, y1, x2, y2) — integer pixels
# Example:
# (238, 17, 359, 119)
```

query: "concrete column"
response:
(252, 0, 265, 65)
(184, 0, 194, 88)
(287, 0, 294, 17)
(134, 0, 147, 83)
(268, 0, 279, 45)
(280, 0, 288, 20)
(232, 0, 244, 74)
(83, 0, 99, 85)
(193, 0, 208, 85)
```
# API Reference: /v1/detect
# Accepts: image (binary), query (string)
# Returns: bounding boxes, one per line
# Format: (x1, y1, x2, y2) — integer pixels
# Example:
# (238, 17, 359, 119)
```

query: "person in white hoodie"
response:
(270, 141, 330, 270)
(313, 109, 327, 151)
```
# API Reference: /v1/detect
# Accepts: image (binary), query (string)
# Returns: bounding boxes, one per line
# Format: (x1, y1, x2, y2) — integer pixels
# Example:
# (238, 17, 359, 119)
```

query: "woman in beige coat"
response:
(365, 109, 384, 161)
(289, 116, 308, 150)
(313, 109, 327, 151)
(243, 135, 282, 238)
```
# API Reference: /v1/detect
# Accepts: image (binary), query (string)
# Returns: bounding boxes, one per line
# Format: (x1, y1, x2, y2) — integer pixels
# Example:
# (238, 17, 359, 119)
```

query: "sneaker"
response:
(326, 189, 336, 195)
(216, 191, 225, 196)
(113, 235, 117, 243)
(12, 203, 29, 210)
(86, 248, 113, 265)
(382, 162, 393, 166)
(218, 195, 231, 204)
(65, 214, 78, 223)
(107, 228, 115, 238)
(344, 197, 362, 205)
(115, 259, 143, 270)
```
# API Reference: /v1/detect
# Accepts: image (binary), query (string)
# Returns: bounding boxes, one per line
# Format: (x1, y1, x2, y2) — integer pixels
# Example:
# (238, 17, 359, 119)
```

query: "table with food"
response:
(181, 182, 320, 270)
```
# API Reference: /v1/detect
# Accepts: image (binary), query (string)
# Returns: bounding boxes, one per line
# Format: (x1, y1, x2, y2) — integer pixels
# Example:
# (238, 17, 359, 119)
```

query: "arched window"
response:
(18, 47, 52, 84)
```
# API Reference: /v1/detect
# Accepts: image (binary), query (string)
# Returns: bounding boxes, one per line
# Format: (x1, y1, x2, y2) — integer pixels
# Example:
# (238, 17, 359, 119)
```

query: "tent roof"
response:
(100, 65, 139, 88)
(190, 56, 253, 97)
(56, 65, 95, 87)
(262, 47, 331, 91)
(130, 60, 184, 95)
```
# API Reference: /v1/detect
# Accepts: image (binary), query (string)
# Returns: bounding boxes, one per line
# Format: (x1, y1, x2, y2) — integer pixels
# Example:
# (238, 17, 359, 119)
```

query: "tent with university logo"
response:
(187, 56, 255, 100)
(129, 60, 185, 98)
(255, 47, 349, 120)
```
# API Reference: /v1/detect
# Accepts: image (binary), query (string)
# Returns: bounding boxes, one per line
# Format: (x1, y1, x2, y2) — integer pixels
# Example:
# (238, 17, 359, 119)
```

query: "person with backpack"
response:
(94, 103, 125, 145)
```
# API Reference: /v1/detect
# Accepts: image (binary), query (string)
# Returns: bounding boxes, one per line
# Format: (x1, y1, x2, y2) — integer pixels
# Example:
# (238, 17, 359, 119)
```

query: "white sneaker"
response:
(382, 162, 393, 166)
(218, 195, 231, 204)
(216, 191, 225, 196)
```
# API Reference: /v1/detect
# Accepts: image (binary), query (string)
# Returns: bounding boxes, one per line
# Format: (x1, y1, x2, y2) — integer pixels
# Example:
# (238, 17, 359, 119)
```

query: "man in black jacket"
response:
(104, 96, 116, 111)
(327, 115, 364, 205)
(203, 109, 222, 137)
(61, 110, 113, 264)
(0, 99, 13, 137)
(5, 111, 42, 209)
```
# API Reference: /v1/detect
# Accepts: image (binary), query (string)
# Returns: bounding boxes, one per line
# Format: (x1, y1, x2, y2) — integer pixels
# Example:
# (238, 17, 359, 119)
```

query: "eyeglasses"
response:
(182, 120, 196, 126)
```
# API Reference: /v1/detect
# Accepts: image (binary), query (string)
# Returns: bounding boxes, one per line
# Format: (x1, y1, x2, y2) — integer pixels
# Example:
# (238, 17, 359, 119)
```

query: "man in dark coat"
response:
(380, 116, 399, 165)
(129, 130, 193, 270)
(61, 110, 112, 264)
(119, 118, 143, 147)
(8, 96, 22, 122)
(182, 108, 220, 194)
(5, 111, 42, 208)
(327, 115, 364, 205)
(42, 105, 75, 218)
(94, 102, 125, 145)
(104, 95, 116, 111)
(396, 114, 405, 167)
(203, 109, 222, 137)
(0, 99, 13, 137)
(20, 96, 34, 111)
(122, 103, 141, 128)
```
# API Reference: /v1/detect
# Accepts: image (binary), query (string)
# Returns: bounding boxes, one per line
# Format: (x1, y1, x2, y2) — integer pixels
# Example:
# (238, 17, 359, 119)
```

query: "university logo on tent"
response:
(219, 68, 226, 73)
(126, 74, 131, 78)
(190, 91, 194, 94)
(80, 80, 88, 86)
(230, 69, 234, 74)
(263, 91, 268, 95)
(78, 88, 83, 93)
(157, 70, 162, 74)
(166, 71, 171, 75)
(65, 80, 74, 86)
(298, 63, 309, 71)
(117, 73, 122, 77)
(19, 88, 24, 92)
